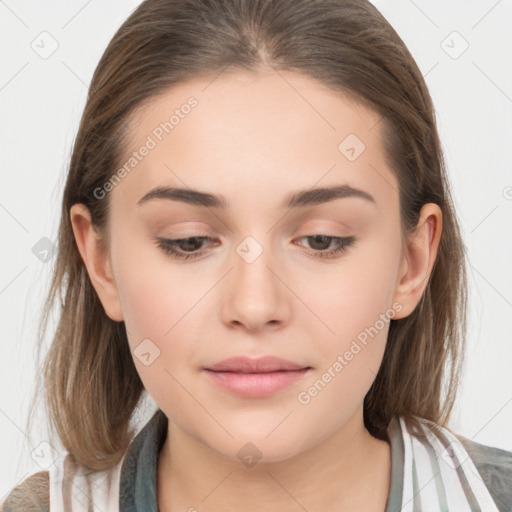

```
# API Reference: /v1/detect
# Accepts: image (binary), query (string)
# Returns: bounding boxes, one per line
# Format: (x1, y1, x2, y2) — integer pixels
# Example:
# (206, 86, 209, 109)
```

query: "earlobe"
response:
(392, 203, 442, 319)
(69, 204, 124, 322)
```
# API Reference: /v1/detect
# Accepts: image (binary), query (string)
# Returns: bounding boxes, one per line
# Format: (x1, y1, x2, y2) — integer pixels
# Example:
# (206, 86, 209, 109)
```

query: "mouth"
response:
(202, 356, 312, 398)
(204, 355, 310, 373)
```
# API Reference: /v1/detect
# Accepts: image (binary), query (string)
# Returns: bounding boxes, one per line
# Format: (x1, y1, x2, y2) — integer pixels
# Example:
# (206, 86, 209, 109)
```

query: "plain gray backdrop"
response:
(1, 0, 511, 500)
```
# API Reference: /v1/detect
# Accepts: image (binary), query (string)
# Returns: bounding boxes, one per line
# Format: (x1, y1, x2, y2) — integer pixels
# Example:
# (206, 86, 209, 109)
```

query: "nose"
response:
(220, 236, 291, 333)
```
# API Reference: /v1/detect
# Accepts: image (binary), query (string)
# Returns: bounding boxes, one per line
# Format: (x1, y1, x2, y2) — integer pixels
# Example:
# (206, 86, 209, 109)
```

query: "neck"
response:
(157, 405, 392, 512)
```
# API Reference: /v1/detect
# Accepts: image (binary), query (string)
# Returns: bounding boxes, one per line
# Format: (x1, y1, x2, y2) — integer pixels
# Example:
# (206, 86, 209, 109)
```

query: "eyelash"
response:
(154, 234, 356, 261)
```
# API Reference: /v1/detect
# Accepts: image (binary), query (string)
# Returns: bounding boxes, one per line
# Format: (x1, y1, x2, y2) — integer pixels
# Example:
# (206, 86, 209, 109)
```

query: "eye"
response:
(154, 236, 217, 261)
(154, 234, 356, 262)
(295, 235, 356, 259)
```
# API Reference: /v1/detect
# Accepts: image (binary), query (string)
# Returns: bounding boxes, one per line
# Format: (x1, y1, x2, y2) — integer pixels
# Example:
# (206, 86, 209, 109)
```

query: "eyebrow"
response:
(137, 184, 376, 209)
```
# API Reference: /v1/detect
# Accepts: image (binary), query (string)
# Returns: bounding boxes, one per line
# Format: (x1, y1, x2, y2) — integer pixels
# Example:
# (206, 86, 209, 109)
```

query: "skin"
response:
(71, 68, 442, 511)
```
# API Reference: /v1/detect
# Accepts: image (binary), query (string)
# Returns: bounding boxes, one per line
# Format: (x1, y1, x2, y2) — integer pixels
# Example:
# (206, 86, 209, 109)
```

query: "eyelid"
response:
(155, 233, 356, 262)
(298, 218, 355, 232)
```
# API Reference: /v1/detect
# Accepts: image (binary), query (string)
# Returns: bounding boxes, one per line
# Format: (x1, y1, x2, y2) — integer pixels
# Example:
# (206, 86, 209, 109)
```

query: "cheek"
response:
(302, 228, 402, 350)
(112, 228, 203, 340)
(293, 238, 401, 422)
(115, 264, 206, 421)
(110, 241, 204, 392)
(292, 233, 403, 431)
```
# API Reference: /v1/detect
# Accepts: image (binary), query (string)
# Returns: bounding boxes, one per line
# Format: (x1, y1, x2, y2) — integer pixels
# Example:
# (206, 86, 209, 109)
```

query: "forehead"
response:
(113, 69, 398, 211)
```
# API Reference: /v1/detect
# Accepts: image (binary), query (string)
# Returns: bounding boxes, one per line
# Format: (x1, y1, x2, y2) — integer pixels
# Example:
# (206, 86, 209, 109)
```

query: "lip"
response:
(203, 356, 312, 398)
(205, 355, 308, 373)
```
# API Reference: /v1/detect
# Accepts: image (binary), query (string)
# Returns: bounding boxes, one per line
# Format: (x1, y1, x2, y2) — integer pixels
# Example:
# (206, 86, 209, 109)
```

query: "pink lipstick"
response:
(203, 356, 312, 398)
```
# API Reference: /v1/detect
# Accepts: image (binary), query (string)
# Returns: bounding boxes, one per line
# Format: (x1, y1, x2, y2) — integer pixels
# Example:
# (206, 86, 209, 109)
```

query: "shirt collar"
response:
(119, 408, 168, 511)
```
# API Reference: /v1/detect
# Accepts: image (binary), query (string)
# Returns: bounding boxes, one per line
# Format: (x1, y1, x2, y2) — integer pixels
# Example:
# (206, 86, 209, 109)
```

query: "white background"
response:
(1, 0, 511, 500)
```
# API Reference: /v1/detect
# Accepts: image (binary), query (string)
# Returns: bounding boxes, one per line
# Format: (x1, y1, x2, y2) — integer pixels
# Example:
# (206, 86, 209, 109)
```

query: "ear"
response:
(392, 203, 442, 319)
(69, 203, 124, 322)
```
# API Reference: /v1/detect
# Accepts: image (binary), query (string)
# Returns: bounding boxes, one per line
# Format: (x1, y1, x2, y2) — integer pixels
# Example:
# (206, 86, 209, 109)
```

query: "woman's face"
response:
(90, 70, 416, 461)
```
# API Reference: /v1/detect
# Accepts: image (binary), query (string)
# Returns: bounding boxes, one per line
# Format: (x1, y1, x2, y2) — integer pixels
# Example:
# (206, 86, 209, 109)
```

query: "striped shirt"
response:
(2, 409, 511, 511)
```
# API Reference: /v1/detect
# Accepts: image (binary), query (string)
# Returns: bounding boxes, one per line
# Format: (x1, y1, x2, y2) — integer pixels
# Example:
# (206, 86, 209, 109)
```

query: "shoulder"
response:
(456, 434, 512, 512)
(0, 470, 49, 512)
(393, 416, 512, 511)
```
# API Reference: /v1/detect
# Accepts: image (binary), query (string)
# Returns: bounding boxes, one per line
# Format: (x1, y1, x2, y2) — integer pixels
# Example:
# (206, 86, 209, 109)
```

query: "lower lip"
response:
(203, 368, 311, 398)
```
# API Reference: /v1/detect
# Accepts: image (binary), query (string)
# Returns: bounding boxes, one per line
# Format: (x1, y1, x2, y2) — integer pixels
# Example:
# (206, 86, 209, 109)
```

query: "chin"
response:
(205, 429, 307, 466)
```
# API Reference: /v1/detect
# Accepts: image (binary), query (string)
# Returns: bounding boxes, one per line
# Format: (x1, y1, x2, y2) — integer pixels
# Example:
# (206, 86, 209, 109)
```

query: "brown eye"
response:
(296, 235, 356, 259)
(154, 236, 215, 261)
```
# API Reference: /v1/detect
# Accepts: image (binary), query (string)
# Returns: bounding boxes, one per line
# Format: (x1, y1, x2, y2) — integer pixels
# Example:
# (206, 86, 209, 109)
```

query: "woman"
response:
(2, 0, 511, 510)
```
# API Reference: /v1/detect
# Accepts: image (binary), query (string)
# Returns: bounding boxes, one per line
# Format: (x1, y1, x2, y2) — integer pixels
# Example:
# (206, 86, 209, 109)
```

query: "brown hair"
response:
(25, 0, 466, 475)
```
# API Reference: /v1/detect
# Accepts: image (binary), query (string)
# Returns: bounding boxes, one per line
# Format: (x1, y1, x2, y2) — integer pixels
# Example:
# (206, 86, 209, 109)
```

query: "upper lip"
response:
(204, 356, 310, 373)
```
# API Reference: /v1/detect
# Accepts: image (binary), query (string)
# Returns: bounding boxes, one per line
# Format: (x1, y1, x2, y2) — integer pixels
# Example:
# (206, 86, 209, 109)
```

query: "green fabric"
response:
(459, 435, 512, 511)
